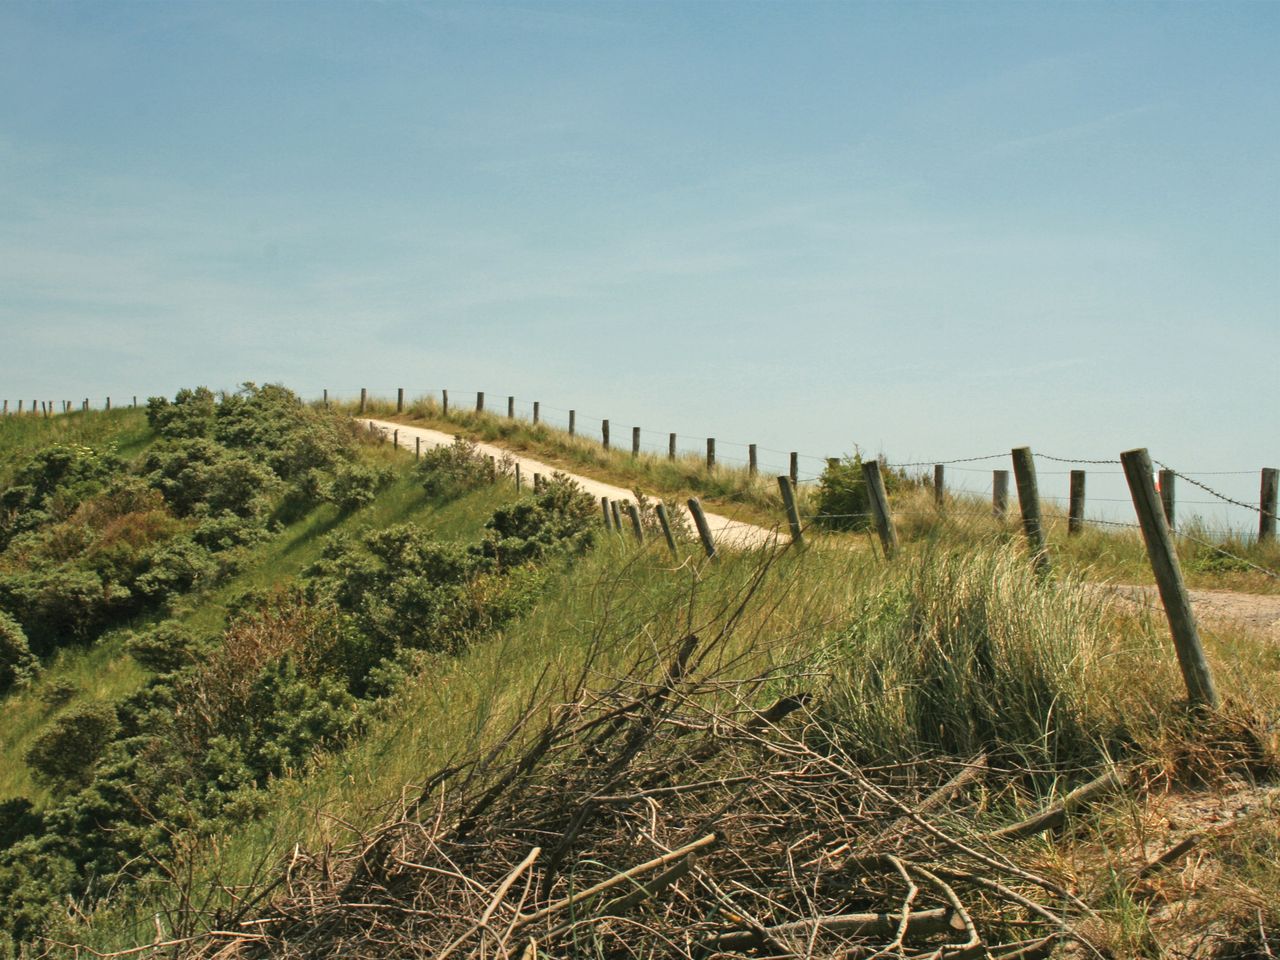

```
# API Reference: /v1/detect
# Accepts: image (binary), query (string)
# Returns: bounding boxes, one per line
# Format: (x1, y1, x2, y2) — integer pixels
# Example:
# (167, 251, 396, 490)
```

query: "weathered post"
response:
(415, 437, 421, 461)
(393, 429, 399, 448)
(610, 499, 623, 531)
(16, 400, 21, 414)
(706, 438, 716, 471)
(508, 396, 515, 418)
(533, 401, 539, 425)
(1121, 448, 1220, 709)
(933, 464, 944, 509)
(396, 388, 404, 413)
(1159, 469, 1176, 530)
(668, 432, 676, 461)
(568, 410, 576, 436)
(626, 502, 645, 544)
(602, 419, 610, 450)
(132, 396, 137, 409)
(83, 399, 88, 412)
(687, 497, 717, 560)
(323, 389, 328, 408)
(632, 426, 640, 457)
(749, 444, 758, 476)
(488, 456, 497, 483)
(993, 470, 1009, 519)
(862, 460, 899, 559)
(1011, 447, 1050, 574)
(514, 463, 521, 490)
(359, 388, 367, 414)
(442, 389, 449, 416)
(778, 476, 804, 549)
(534, 473, 543, 494)
(655, 502, 678, 557)
(476, 391, 484, 413)
(1, 400, 6, 415)
(789, 452, 799, 486)
(601, 496, 612, 529)
(105, 397, 111, 411)
(1068, 470, 1086, 535)
(1260, 468, 1278, 542)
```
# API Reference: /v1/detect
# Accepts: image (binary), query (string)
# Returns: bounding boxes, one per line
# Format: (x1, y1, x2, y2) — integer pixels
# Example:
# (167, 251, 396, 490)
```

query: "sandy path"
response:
(360, 418, 778, 550)
(1110, 584, 1280, 639)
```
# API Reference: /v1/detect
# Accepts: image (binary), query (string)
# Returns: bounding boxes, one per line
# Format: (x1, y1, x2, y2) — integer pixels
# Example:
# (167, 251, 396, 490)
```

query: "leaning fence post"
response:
(1260, 468, 1278, 542)
(668, 433, 676, 461)
(687, 497, 717, 560)
(789, 452, 799, 485)
(476, 391, 484, 413)
(610, 499, 623, 531)
(933, 464, 944, 509)
(1121, 448, 1220, 709)
(778, 476, 804, 549)
(1068, 470, 1086, 535)
(748, 444, 758, 476)
(993, 470, 1009, 519)
(862, 460, 898, 559)
(1158, 469, 1175, 530)
(359, 388, 367, 414)
(601, 497, 612, 529)
(397, 388, 404, 413)
(1011, 447, 1050, 574)
(626, 502, 645, 544)
(706, 438, 716, 471)
(655, 502, 678, 557)
(632, 426, 640, 457)
(602, 419, 610, 450)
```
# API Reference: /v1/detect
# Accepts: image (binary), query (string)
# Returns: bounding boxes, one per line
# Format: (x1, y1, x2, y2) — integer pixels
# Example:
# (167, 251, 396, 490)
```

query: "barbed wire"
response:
(1035, 453, 1122, 465)
(1153, 459, 1271, 518)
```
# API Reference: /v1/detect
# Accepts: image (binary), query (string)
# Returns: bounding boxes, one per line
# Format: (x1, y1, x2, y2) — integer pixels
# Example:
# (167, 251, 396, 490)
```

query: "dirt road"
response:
(360, 418, 778, 550)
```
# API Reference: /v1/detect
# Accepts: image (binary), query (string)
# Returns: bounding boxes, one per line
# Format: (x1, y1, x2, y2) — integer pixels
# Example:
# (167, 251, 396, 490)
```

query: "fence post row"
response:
(687, 497, 717, 560)
(933, 464, 944, 509)
(1120, 448, 1220, 710)
(1068, 470, 1086, 535)
(862, 460, 898, 559)
(1010, 447, 1050, 575)
(778, 476, 804, 550)
(1261, 468, 1278, 542)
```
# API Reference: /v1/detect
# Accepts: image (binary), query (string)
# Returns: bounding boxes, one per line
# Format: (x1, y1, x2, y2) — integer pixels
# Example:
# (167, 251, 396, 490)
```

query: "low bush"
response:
(24, 702, 121, 792)
(418, 437, 494, 500)
(0, 610, 38, 693)
(325, 461, 393, 512)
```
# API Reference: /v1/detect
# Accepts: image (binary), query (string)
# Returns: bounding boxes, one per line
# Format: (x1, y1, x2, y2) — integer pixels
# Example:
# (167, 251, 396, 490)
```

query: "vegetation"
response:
(0, 392, 1276, 958)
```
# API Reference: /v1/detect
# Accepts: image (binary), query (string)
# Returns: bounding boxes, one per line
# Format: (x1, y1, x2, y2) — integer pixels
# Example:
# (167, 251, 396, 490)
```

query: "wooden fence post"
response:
(602, 419, 610, 450)
(1260, 468, 1278, 542)
(396, 388, 404, 413)
(655, 502, 678, 557)
(359, 388, 367, 414)
(632, 426, 640, 457)
(442, 389, 449, 416)
(748, 444, 758, 476)
(16, 400, 22, 414)
(488, 456, 497, 483)
(1068, 470, 1086, 535)
(415, 437, 421, 461)
(601, 497, 612, 529)
(1158, 469, 1175, 530)
(1011, 447, 1050, 574)
(83, 399, 88, 412)
(393, 429, 399, 448)
(611, 500, 623, 531)
(862, 460, 898, 559)
(789, 452, 799, 486)
(476, 391, 484, 413)
(706, 438, 715, 471)
(668, 433, 676, 461)
(778, 476, 804, 549)
(1121, 448, 1220, 709)
(508, 396, 515, 418)
(534, 473, 543, 494)
(687, 497, 717, 560)
(323, 389, 328, 408)
(105, 397, 110, 411)
(993, 470, 1009, 518)
(626, 502, 645, 544)
(514, 463, 521, 491)
(1, 400, 6, 415)
(533, 401, 539, 425)
(569, 410, 576, 436)
(933, 464, 944, 509)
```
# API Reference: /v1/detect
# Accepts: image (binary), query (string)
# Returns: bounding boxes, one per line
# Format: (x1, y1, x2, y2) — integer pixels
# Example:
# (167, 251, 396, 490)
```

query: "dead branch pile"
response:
(179, 633, 1120, 960)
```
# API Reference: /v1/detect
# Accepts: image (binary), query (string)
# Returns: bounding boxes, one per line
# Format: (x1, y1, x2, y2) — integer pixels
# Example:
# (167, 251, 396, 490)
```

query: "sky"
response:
(0, 1, 1276, 528)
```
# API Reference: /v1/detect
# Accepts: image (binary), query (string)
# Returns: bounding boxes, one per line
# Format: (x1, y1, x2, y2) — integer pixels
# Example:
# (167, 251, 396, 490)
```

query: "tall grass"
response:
(0, 409, 153, 486)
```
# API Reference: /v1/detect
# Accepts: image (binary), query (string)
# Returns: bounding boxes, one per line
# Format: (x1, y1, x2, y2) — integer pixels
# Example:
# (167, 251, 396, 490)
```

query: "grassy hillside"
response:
(3, 394, 1278, 958)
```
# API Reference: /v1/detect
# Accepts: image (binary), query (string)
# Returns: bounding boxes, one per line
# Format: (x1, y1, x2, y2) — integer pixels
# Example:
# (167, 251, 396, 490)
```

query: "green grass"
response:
(0, 409, 153, 486)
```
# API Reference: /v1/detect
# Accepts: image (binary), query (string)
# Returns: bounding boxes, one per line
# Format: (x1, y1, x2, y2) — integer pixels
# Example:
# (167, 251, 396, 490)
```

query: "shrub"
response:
(326, 462, 392, 512)
(133, 538, 219, 603)
(418, 437, 493, 500)
(126, 621, 207, 673)
(0, 610, 39, 694)
(478, 474, 596, 568)
(24, 702, 121, 791)
(38, 678, 76, 707)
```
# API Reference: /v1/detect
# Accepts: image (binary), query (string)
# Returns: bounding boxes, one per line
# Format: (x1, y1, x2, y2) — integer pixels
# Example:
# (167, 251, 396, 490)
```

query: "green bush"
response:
(478, 474, 596, 568)
(418, 437, 494, 500)
(0, 610, 38, 694)
(125, 620, 207, 673)
(326, 461, 392, 512)
(24, 702, 121, 791)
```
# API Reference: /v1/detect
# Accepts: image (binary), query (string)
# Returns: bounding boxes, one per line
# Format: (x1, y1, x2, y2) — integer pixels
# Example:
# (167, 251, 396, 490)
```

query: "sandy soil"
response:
(1111, 584, 1280, 639)
(360, 418, 778, 550)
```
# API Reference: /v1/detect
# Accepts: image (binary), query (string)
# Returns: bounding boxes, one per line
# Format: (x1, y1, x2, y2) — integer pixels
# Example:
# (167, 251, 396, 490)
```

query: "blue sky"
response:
(1, 1, 1276, 526)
